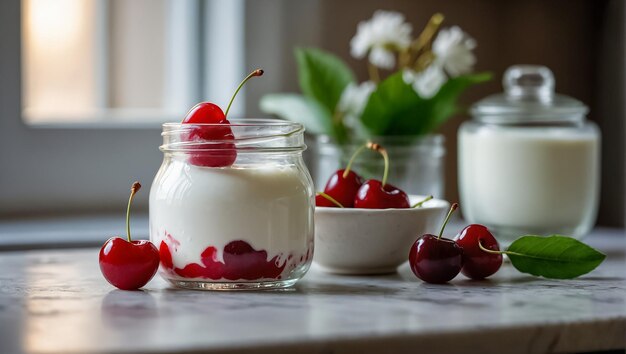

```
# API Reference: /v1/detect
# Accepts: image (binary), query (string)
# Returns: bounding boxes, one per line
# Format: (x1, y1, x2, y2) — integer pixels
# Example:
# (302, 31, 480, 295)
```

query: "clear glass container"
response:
(150, 119, 314, 290)
(312, 134, 445, 198)
(458, 66, 600, 245)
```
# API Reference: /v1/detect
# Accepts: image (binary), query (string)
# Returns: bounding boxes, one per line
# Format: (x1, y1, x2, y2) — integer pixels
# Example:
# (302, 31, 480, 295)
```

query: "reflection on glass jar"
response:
(459, 66, 600, 245)
(150, 120, 314, 290)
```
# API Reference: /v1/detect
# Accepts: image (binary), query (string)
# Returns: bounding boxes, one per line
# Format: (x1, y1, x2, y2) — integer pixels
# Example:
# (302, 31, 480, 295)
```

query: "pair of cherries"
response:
(99, 69, 264, 290)
(409, 203, 503, 284)
(316, 142, 411, 209)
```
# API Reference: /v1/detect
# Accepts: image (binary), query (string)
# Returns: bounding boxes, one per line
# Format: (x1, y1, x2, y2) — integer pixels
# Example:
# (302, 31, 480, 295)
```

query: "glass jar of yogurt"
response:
(458, 65, 600, 245)
(150, 119, 314, 290)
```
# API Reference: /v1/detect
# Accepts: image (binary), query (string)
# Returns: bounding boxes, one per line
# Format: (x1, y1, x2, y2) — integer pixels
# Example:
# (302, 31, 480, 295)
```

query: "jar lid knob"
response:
(503, 65, 554, 101)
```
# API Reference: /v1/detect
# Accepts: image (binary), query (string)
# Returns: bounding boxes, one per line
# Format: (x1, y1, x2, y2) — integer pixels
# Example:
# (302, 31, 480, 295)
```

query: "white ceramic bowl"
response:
(313, 195, 450, 275)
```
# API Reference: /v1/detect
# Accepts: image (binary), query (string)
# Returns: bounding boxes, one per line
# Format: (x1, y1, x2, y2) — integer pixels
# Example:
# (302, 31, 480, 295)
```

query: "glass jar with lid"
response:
(150, 119, 314, 290)
(458, 65, 600, 244)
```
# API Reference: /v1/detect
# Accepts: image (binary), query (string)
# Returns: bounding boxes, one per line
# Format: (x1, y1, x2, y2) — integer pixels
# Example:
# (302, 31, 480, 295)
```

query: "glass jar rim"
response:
(160, 118, 306, 153)
(315, 133, 445, 146)
(162, 118, 304, 129)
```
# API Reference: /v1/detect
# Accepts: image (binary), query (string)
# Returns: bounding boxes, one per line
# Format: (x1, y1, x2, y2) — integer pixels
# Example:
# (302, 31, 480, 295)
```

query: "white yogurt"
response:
(149, 160, 314, 280)
(459, 125, 600, 241)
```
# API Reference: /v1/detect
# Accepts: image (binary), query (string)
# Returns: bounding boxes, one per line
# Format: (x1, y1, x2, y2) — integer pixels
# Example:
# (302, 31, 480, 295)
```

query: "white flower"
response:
(432, 26, 476, 77)
(343, 112, 370, 139)
(403, 65, 446, 99)
(350, 10, 412, 69)
(368, 47, 396, 70)
(338, 82, 376, 138)
(338, 81, 377, 117)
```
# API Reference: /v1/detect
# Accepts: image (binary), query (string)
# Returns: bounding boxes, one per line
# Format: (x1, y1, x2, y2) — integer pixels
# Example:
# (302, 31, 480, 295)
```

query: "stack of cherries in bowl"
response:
(315, 142, 418, 210)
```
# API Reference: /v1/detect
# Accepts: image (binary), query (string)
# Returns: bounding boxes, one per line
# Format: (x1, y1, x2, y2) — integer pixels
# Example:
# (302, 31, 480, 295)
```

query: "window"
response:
(0, 0, 245, 215)
(22, 0, 245, 125)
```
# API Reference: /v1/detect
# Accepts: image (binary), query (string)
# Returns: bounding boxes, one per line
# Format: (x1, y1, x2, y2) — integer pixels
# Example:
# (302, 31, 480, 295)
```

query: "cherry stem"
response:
(316, 192, 345, 208)
(224, 68, 264, 119)
(412, 13, 444, 54)
(478, 240, 517, 256)
(437, 203, 458, 240)
(343, 143, 369, 178)
(412, 195, 433, 208)
(126, 182, 141, 242)
(367, 62, 380, 83)
(367, 142, 390, 187)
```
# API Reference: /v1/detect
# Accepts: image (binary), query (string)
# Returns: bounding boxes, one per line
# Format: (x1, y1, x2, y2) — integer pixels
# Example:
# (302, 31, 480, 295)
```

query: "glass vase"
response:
(310, 135, 445, 198)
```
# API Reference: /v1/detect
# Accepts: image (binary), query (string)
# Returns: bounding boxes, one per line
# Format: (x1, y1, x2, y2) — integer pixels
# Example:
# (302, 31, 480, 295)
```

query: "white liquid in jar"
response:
(459, 125, 599, 240)
(149, 160, 314, 280)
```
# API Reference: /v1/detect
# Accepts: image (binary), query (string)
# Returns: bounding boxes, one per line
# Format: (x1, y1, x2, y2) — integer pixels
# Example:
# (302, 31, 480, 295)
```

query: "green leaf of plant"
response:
(360, 72, 492, 137)
(506, 235, 606, 279)
(425, 72, 492, 129)
(295, 47, 355, 114)
(360, 72, 424, 136)
(259, 93, 333, 136)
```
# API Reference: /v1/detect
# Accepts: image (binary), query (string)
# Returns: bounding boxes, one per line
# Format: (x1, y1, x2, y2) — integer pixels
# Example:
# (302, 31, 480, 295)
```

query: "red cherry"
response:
(99, 182, 160, 290)
(315, 194, 336, 207)
(99, 238, 160, 290)
(181, 69, 264, 168)
(323, 169, 363, 207)
(352, 143, 409, 209)
(455, 224, 503, 279)
(183, 103, 237, 167)
(354, 180, 410, 209)
(409, 235, 463, 284)
(315, 192, 346, 208)
(318, 143, 371, 208)
(183, 102, 226, 124)
(409, 203, 463, 283)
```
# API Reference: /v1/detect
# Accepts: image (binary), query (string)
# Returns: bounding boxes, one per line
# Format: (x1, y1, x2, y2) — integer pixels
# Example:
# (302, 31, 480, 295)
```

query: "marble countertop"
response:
(0, 228, 625, 354)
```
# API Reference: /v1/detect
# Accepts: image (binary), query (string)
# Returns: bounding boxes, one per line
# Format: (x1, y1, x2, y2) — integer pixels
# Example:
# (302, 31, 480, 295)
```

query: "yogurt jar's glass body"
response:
(458, 66, 600, 245)
(150, 120, 314, 290)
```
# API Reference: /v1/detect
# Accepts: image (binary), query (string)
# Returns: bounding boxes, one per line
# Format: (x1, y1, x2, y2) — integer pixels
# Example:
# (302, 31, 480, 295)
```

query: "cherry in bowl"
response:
(353, 143, 410, 209)
(316, 143, 369, 208)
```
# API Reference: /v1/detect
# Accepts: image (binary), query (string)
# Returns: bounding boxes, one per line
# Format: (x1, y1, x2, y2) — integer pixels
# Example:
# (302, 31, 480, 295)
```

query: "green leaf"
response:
(259, 93, 333, 136)
(360, 72, 492, 137)
(360, 72, 424, 136)
(506, 235, 606, 279)
(428, 72, 492, 128)
(295, 47, 355, 114)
